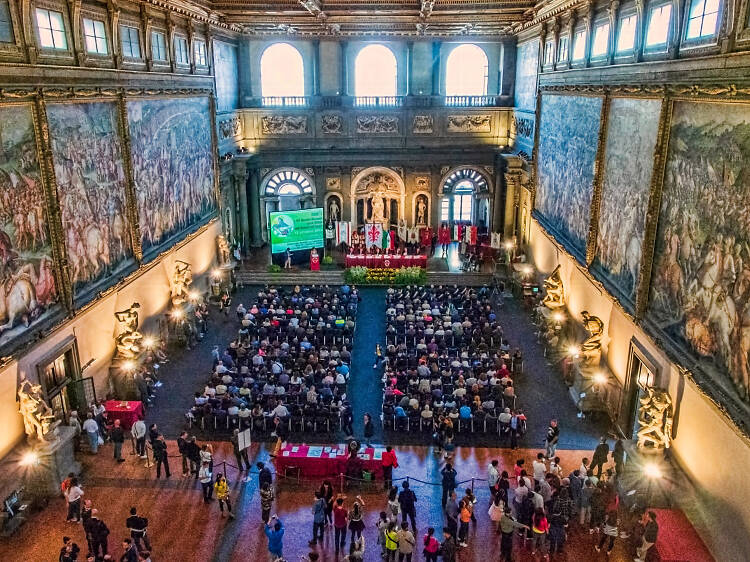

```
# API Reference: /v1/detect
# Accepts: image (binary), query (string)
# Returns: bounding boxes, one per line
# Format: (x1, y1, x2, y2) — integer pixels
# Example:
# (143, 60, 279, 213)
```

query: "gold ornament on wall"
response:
(542, 265, 565, 309)
(636, 387, 674, 450)
(18, 380, 59, 442)
(580, 310, 604, 367)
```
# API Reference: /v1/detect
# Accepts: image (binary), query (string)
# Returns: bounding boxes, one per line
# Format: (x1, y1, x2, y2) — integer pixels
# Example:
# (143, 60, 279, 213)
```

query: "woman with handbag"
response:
(423, 527, 440, 562)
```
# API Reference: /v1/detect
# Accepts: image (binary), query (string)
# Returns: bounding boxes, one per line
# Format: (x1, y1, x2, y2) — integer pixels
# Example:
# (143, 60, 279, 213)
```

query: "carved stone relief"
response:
(392, 167, 404, 178)
(412, 114, 434, 134)
(351, 167, 366, 178)
(354, 171, 401, 195)
(356, 115, 399, 134)
(305, 167, 315, 177)
(261, 115, 307, 135)
(513, 114, 534, 138)
(447, 114, 491, 133)
(440, 166, 450, 175)
(321, 113, 343, 134)
(219, 116, 241, 139)
(415, 176, 430, 190)
(326, 177, 341, 191)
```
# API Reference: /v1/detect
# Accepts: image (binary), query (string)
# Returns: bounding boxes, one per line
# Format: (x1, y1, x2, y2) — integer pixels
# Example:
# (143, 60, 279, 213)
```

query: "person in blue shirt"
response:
(265, 516, 285, 559)
(394, 404, 407, 431)
(459, 404, 472, 420)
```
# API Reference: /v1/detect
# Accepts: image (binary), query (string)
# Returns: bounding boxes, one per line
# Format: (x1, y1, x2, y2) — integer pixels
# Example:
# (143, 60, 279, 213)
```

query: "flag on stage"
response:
(335, 221, 351, 246)
(388, 230, 396, 250)
(397, 221, 408, 241)
(381, 227, 390, 249)
(468, 226, 478, 245)
(438, 226, 451, 245)
(454, 224, 464, 242)
(407, 226, 420, 244)
(420, 227, 432, 247)
(490, 232, 502, 249)
(366, 223, 383, 249)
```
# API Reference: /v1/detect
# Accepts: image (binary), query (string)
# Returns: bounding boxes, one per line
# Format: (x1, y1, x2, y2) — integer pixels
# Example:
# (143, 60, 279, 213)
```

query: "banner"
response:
(467, 226, 478, 245)
(335, 221, 351, 246)
(420, 227, 432, 247)
(407, 226, 419, 244)
(269, 208, 324, 254)
(490, 232, 502, 249)
(365, 223, 383, 249)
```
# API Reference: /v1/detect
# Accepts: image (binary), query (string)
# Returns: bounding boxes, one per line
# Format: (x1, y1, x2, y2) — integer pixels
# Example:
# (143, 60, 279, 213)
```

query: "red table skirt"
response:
(103, 400, 143, 430)
(274, 444, 384, 479)
(345, 255, 426, 269)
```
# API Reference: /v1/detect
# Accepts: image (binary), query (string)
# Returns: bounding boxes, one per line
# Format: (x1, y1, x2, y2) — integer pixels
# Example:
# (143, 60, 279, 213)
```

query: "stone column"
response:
(607, 0, 620, 66)
(248, 167, 262, 246)
(492, 155, 506, 233)
(340, 41, 348, 96)
(584, 1, 595, 68)
(406, 41, 414, 96)
(503, 156, 524, 239)
(312, 39, 321, 96)
(234, 160, 250, 252)
(431, 41, 440, 95)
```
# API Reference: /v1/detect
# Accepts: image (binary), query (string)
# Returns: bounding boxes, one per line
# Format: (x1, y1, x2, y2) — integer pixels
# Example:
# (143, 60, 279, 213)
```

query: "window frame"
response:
(194, 39, 207, 66)
(35, 7, 68, 51)
(174, 35, 189, 65)
(590, 20, 611, 59)
(444, 43, 489, 97)
(150, 30, 167, 62)
(644, 1, 674, 51)
(615, 13, 638, 55)
(354, 43, 398, 98)
(0, 0, 15, 44)
(82, 17, 107, 55)
(440, 197, 450, 223)
(571, 27, 587, 63)
(119, 24, 141, 59)
(543, 39, 555, 66)
(556, 34, 570, 64)
(683, 0, 722, 43)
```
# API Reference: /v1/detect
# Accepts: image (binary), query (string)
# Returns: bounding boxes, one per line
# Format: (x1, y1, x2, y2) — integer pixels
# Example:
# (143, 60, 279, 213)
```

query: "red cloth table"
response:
(310, 254, 320, 271)
(103, 400, 143, 429)
(274, 444, 384, 479)
(345, 254, 426, 269)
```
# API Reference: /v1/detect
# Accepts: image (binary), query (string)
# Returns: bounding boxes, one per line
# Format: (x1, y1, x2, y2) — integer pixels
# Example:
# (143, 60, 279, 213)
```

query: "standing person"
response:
(309, 491, 326, 546)
(345, 536, 365, 561)
(341, 402, 354, 439)
(457, 499, 471, 547)
(214, 473, 235, 518)
(532, 453, 547, 483)
(126, 507, 152, 552)
(383, 522, 399, 562)
(398, 481, 417, 534)
(320, 480, 334, 526)
(488, 494, 505, 532)
(444, 490, 459, 537)
(530, 508, 549, 557)
(363, 413, 375, 447)
(231, 429, 251, 472)
(120, 538, 139, 562)
(441, 462, 457, 507)
(487, 459, 500, 499)
(595, 511, 618, 554)
(499, 507, 528, 562)
(382, 446, 398, 490)
(264, 516, 285, 561)
(152, 434, 170, 478)
(348, 495, 366, 543)
(111, 419, 125, 463)
(83, 413, 99, 454)
(187, 436, 201, 477)
(333, 495, 349, 554)
(65, 478, 83, 522)
(423, 527, 440, 562)
(177, 431, 190, 476)
(284, 247, 292, 269)
(260, 481, 275, 523)
(199, 461, 213, 503)
(635, 511, 659, 562)
(612, 439, 625, 478)
(590, 437, 610, 478)
(387, 486, 400, 523)
(88, 509, 110, 559)
(132, 418, 147, 460)
(59, 537, 80, 562)
(439, 528, 457, 562)
(257, 462, 273, 489)
(397, 521, 415, 562)
(544, 419, 559, 460)
(376, 511, 390, 557)
(580, 478, 594, 526)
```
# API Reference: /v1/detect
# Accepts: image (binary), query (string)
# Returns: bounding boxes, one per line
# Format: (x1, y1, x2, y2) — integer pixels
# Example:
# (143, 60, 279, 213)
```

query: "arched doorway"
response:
(260, 168, 316, 242)
(439, 167, 491, 229)
(350, 167, 405, 229)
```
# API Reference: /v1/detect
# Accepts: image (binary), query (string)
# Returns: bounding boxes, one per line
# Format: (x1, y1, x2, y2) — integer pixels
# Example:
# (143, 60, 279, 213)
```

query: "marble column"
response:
(234, 160, 250, 253)
(312, 39, 321, 96)
(431, 41, 441, 95)
(248, 168, 262, 247)
(340, 41, 348, 96)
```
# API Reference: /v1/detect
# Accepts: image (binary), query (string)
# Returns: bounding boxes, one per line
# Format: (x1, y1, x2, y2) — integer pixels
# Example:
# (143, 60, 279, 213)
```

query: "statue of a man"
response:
(542, 265, 565, 309)
(18, 380, 56, 441)
(416, 198, 427, 225)
(370, 194, 385, 223)
(329, 199, 340, 222)
(636, 387, 674, 449)
(580, 310, 604, 366)
(171, 261, 192, 307)
(114, 302, 142, 359)
(217, 235, 231, 265)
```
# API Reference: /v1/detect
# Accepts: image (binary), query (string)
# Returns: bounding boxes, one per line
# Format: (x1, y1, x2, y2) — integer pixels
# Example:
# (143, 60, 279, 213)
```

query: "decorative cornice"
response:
(540, 83, 750, 98)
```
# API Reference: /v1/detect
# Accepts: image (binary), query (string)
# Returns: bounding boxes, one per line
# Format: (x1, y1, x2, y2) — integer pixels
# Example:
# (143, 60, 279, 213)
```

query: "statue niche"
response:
(636, 387, 674, 450)
(354, 170, 401, 227)
(542, 265, 565, 309)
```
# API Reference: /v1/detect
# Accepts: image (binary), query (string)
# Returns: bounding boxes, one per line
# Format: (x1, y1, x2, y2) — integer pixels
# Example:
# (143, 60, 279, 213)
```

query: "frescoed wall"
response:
(0, 104, 59, 353)
(214, 41, 239, 113)
(594, 97, 662, 304)
(127, 97, 217, 254)
(648, 100, 750, 400)
(535, 94, 602, 257)
(514, 39, 539, 112)
(46, 101, 134, 301)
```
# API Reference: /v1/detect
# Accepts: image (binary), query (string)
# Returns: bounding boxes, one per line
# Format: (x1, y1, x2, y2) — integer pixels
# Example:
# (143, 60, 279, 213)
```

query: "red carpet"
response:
(652, 508, 714, 562)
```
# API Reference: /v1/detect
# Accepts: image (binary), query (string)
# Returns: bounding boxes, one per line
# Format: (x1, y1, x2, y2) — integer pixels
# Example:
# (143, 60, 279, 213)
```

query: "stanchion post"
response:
(470, 478, 475, 493)
(339, 473, 344, 493)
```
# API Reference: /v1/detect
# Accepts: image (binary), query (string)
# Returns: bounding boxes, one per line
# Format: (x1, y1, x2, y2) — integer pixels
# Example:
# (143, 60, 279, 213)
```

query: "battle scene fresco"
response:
(0, 104, 59, 352)
(47, 101, 134, 301)
(594, 98, 662, 304)
(535, 94, 603, 257)
(127, 97, 217, 254)
(648, 100, 750, 403)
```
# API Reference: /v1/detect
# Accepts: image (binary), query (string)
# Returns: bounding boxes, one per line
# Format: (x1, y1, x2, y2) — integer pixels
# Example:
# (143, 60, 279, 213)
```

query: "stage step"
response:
(426, 272, 495, 286)
(236, 270, 345, 286)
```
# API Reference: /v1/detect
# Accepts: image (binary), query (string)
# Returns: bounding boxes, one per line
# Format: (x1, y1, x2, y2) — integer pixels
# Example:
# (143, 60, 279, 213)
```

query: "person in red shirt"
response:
(332, 495, 349, 554)
(531, 508, 550, 556)
(381, 446, 399, 490)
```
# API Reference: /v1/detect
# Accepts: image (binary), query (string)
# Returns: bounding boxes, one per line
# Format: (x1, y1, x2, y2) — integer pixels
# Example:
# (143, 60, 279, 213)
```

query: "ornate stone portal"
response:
(636, 387, 674, 449)
(542, 265, 565, 309)
(580, 310, 604, 367)
(352, 168, 403, 227)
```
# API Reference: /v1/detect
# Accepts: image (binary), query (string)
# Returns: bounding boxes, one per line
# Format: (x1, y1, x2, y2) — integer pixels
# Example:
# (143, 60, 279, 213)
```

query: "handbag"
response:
(97, 435, 104, 446)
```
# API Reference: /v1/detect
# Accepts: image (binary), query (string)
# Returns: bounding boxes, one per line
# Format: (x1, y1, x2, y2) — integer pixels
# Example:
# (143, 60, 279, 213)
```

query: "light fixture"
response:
(643, 462, 663, 479)
(143, 337, 155, 349)
(211, 268, 222, 279)
(188, 290, 200, 301)
(122, 360, 136, 372)
(504, 240, 514, 250)
(567, 345, 580, 358)
(172, 308, 184, 320)
(20, 451, 39, 467)
(552, 311, 565, 323)
(593, 372, 608, 385)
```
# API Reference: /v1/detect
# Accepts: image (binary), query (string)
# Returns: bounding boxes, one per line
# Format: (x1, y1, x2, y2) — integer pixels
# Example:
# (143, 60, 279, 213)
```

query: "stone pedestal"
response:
(616, 441, 674, 510)
(23, 426, 81, 500)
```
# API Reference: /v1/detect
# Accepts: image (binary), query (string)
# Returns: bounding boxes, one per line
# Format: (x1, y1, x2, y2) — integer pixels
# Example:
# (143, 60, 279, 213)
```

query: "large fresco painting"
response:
(514, 40, 539, 112)
(535, 94, 603, 257)
(0, 104, 59, 352)
(213, 41, 239, 113)
(649, 100, 750, 402)
(127, 97, 216, 254)
(594, 98, 662, 304)
(47, 101, 134, 301)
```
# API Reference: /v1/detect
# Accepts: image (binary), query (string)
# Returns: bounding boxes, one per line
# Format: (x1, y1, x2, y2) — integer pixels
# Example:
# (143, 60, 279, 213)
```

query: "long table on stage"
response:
(345, 254, 427, 269)
(274, 443, 384, 479)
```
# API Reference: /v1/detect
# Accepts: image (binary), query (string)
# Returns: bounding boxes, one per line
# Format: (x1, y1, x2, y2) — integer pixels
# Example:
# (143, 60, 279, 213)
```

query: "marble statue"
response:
(370, 194, 386, 223)
(329, 199, 340, 222)
(542, 265, 565, 309)
(18, 380, 58, 441)
(580, 310, 604, 367)
(636, 387, 674, 449)
(416, 198, 427, 225)
(114, 302, 142, 359)
(217, 235, 231, 265)
(171, 261, 193, 307)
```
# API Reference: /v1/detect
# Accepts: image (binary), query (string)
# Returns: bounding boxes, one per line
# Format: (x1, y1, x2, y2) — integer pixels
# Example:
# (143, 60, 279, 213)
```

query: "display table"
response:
(274, 443, 384, 479)
(345, 254, 427, 269)
(103, 400, 143, 429)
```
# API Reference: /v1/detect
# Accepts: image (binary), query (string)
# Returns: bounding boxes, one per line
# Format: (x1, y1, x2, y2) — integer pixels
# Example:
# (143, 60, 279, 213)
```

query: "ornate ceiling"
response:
(188, 0, 542, 38)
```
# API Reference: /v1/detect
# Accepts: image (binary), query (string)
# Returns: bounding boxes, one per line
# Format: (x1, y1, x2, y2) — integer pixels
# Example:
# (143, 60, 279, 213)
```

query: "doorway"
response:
(620, 339, 659, 439)
(36, 337, 95, 424)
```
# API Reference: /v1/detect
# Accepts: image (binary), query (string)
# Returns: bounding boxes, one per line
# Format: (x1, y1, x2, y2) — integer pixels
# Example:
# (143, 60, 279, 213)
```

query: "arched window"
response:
(355, 44, 397, 97)
(442, 168, 489, 223)
(260, 43, 304, 98)
(445, 44, 489, 96)
(265, 170, 312, 196)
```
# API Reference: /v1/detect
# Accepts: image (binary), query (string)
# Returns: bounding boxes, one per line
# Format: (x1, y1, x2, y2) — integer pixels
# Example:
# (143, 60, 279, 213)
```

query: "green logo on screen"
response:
(271, 215, 294, 238)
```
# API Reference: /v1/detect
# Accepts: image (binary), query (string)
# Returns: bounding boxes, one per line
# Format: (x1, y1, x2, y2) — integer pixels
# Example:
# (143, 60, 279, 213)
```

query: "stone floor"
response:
(5, 440, 651, 562)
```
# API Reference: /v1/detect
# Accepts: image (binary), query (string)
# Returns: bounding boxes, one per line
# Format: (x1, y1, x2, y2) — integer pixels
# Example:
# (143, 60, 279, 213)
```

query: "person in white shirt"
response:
(487, 460, 500, 497)
(131, 418, 147, 458)
(65, 478, 84, 522)
(549, 457, 562, 477)
(532, 453, 547, 482)
(270, 400, 289, 419)
(82, 413, 99, 453)
(580, 457, 590, 478)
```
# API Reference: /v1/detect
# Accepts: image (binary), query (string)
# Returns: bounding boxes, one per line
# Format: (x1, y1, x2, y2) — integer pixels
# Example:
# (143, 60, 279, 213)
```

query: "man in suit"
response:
(152, 434, 170, 478)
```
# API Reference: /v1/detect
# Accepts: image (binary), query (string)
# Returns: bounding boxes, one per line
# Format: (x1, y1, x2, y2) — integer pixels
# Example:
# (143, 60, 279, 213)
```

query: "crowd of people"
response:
(187, 285, 360, 439)
(381, 285, 528, 447)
